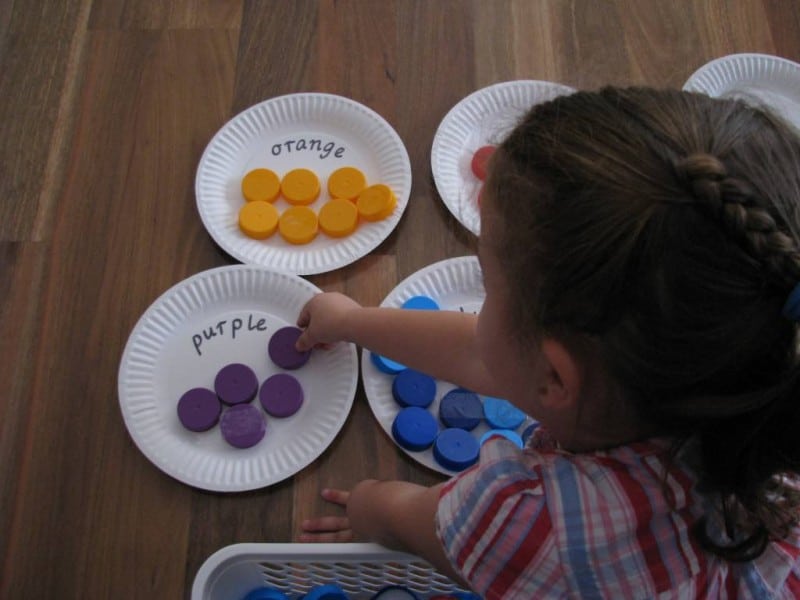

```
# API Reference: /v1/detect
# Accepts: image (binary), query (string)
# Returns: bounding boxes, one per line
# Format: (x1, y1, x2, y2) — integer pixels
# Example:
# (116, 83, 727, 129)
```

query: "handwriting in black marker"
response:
(270, 138, 346, 160)
(192, 314, 270, 356)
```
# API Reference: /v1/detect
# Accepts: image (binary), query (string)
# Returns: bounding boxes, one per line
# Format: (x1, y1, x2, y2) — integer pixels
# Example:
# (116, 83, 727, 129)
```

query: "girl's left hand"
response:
(298, 488, 354, 542)
(296, 479, 467, 588)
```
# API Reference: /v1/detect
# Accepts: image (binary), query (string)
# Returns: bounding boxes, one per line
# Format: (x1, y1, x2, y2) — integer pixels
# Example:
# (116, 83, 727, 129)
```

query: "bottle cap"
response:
(242, 587, 290, 600)
(479, 429, 523, 449)
(214, 363, 259, 405)
(177, 388, 221, 432)
(483, 397, 526, 430)
(401, 295, 440, 311)
(268, 326, 311, 370)
(392, 369, 437, 408)
(371, 351, 407, 374)
(392, 407, 438, 451)
(433, 428, 480, 471)
(219, 404, 266, 449)
(438, 389, 482, 431)
(302, 584, 349, 599)
(259, 373, 304, 417)
(521, 422, 540, 445)
(370, 585, 422, 599)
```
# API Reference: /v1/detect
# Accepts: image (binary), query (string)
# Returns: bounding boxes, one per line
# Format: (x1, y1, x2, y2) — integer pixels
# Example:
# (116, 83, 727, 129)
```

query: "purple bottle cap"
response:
(268, 326, 311, 370)
(260, 373, 304, 418)
(219, 404, 266, 449)
(214, 363, 258, 405)
(177, 387, 221, 432)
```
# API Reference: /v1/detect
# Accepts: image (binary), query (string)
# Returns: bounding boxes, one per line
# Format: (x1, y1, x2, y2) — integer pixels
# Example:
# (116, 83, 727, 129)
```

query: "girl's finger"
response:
(296, 304, 310, 328)
(321, 488, 351, 506)
(295, 330, 312, 351)
(300, 515, 351, 532)
(297, 529, 354, 543)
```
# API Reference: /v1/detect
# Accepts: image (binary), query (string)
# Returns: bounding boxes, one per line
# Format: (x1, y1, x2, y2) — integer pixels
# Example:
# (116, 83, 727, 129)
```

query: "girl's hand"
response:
(298, 480, 468, 588)
(298, 488, 355, 542)
(295, 292, 362, 351)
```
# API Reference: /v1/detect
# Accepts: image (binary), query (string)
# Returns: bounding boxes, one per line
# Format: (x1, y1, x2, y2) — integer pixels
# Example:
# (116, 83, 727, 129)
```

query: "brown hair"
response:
(485, 87, 800, 561)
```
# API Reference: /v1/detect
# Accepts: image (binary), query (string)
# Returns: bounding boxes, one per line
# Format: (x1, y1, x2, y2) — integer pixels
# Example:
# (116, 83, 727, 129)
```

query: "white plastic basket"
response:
(191, 543, 473, 599)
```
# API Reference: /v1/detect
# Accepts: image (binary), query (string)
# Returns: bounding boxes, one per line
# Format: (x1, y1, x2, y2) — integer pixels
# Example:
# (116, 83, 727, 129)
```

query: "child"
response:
(295, 88, 800, 598)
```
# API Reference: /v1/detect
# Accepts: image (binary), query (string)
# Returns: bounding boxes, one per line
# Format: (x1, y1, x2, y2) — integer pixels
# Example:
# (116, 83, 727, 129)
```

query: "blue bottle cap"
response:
(242, 587, 290, 600)
(521, 421, 540, 445)
(392, 407, 438, 451)
(370, 585, 422, 599)
(479, 428, 523, 448)
(482, 397, 526, 430)
(371, 351, 407, 374)
(438, 389, 483, 431)
(392, 369, 437, 408)
(401, 295, 440, 311)
(301, 584, 349, 600)
(433, 428, 480, 471)
(782, 282, 800, 320)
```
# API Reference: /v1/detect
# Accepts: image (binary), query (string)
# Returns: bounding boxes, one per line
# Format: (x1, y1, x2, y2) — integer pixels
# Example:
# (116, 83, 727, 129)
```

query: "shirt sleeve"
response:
(435, 437, 565, 597)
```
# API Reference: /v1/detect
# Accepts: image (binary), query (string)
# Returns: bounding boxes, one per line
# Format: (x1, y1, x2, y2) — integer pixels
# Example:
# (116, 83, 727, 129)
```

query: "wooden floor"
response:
(2, 1, 799, 597)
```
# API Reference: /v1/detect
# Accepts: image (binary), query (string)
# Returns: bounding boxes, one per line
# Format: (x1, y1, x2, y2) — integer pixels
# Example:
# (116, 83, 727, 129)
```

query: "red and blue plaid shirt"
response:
(436, 432, 800, 599)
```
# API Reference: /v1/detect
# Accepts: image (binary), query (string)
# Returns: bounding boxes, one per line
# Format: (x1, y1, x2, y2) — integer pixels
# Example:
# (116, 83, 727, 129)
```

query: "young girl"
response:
(295, 87, 800, 598)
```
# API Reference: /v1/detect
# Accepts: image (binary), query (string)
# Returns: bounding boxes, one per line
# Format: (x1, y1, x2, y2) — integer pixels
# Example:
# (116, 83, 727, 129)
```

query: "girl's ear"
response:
(538, 338, 582, 411)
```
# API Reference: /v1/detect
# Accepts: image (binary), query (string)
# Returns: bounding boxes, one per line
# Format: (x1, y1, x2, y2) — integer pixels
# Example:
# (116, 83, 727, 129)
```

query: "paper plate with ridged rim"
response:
(683, 53, 800, 132)
(118, 265, 358, 492)
(431, 80, 575, 236)
(196, 93, 411, 275)
(361, 256, 536, 476)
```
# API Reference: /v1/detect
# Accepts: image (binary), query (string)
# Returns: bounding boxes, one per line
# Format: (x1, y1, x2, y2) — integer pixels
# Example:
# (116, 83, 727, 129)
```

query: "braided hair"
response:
(674, 153, 800, 287)
(485, 87, 800, 561)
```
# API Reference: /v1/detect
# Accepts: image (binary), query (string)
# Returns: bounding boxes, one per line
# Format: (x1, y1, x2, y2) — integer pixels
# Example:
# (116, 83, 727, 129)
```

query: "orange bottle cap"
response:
(327, 166, 367, 200)
(319, 198, 359, 238)
(279, 205, 319, 244)
(357, 184, 396, 222)
(281, 168, 320, 205)
(241, 168, 280, 203)
(239, 201, 279, 239)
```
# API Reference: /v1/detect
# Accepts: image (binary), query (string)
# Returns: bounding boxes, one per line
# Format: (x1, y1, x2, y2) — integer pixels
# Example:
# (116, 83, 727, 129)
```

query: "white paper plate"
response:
(684, 53, 800, 132)
(361, 256, 535, 476)
(118, 265, 358, 492)
(431, 80, 575, 236)
(196, 94, 412, 275)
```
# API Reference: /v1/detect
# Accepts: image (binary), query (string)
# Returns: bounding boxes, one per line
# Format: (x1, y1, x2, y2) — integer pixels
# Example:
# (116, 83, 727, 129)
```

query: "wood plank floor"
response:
(1, 1, 798, 597)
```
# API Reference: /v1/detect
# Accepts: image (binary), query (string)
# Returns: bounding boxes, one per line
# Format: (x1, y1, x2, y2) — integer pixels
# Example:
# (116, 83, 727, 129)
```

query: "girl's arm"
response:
(296, 292, 500, 395)
(300, 480, 469, 589)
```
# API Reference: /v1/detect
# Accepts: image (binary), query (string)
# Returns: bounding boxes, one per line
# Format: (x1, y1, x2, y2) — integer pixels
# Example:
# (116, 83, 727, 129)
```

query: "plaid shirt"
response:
(436, 433, 800, 599)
